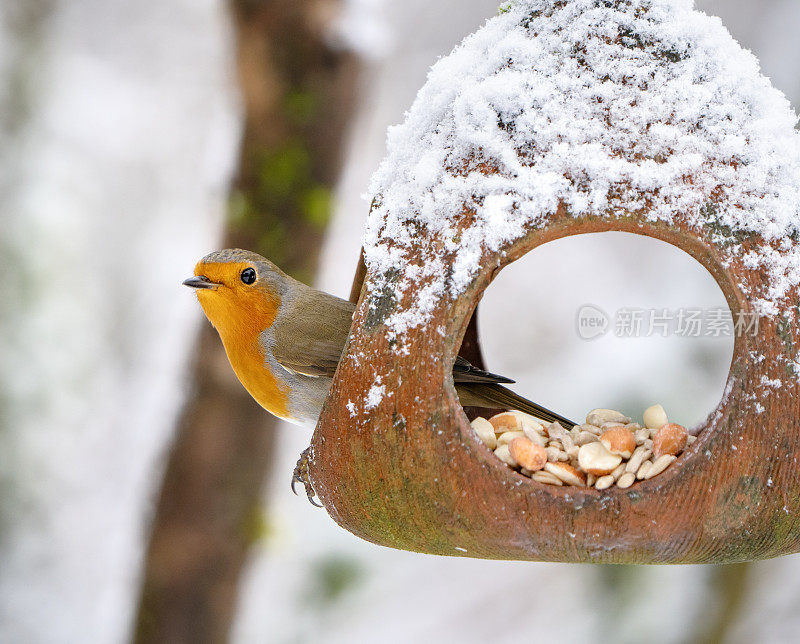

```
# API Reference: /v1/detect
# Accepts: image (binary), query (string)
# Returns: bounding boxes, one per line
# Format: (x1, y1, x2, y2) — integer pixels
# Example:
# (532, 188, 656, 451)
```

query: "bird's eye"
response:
(240, 267, 257, 285)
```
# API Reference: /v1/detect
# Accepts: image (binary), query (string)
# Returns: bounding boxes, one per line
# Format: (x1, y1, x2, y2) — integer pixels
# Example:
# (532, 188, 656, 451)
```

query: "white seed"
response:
(482, 407, 690, 491)
(547, 422, 575, 452)
(626, 445, 652, 473)
(515, 411, 547, 431)
(575, 430, 600, 446)
(494, 444, 518, 467)
(578, 441, 622, 476)
(586, 409, 631, 426)
(522, 429, 547, 447)
(595, 475, 615, 490)
(643, 404, 669, 430)
(522, 423, 547, 445)
(497, 431, 525, 447)
(471, 417, 497, 450)
(532, 470, 563, 486)
(514, 412, 548, 443)
(645, 454, 678, 479)
(544, 462, 586, 487)
(617, 472, 636, 488)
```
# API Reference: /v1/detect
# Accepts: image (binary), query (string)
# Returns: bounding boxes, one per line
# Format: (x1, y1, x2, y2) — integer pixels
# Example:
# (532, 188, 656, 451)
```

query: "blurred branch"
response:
(134, 1, 358, 642)
(697, 563, 751, 644)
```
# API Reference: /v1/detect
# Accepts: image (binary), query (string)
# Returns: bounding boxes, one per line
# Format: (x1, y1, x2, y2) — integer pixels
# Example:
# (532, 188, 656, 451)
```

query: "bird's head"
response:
(183, 248, 287, 336)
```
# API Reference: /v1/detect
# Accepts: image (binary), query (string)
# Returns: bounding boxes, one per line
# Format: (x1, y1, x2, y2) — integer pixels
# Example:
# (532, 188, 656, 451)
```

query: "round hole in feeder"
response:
(473, 231, 735, 429)
(450, 222, 748, 495)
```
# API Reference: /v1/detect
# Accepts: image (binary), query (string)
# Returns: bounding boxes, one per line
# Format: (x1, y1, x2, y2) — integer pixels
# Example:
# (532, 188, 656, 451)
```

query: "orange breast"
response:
(195, 261, 292, 420)
(222, 334, 291, 420)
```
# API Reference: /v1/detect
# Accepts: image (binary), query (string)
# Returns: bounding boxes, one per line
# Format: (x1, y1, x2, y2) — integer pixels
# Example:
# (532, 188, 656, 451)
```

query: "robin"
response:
(183, 248, 575, 503)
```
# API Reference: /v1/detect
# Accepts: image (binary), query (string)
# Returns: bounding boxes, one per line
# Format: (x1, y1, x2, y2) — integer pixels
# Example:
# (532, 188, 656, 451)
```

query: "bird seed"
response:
(471, 405, 693, 490)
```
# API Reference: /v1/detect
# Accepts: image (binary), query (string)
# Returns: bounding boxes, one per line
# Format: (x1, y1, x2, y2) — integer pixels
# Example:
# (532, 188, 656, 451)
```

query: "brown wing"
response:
(453, 355, 514, 384)
(271, 285, 514, 384)
(456, 383, 576, 428)
(272, 288, 355, 377)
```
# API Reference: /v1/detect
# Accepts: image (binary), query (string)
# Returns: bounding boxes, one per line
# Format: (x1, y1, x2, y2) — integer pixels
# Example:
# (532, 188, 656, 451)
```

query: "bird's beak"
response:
(182, 275, 219, 290)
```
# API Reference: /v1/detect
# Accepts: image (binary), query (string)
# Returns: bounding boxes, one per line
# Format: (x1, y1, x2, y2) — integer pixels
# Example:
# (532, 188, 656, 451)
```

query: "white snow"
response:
(365, 380, 387, 410)
(364, 0, 800, 335)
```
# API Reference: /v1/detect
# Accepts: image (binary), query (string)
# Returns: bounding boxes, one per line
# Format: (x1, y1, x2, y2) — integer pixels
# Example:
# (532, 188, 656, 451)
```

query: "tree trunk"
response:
(134, 2, 358, 641)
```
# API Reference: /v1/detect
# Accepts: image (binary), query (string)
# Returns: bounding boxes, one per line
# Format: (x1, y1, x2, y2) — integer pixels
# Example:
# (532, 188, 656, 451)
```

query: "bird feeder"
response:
(309, 0, 800, 563)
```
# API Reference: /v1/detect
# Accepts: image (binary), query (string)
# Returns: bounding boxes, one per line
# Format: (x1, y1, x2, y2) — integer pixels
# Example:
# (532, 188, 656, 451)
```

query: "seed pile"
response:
(471, 404, 695, 489)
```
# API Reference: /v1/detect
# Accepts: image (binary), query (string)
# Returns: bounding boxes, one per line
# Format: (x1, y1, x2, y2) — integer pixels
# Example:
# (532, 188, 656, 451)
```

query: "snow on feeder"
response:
(308, 0, 800, 563)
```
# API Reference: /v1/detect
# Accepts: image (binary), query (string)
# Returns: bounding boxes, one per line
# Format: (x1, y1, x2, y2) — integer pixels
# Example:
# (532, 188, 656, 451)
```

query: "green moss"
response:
(363, 270, 400, 331)
(769, 510, 798, 547)
(702, 202, 754, 247)
(300, 185, 332, 228)
(285, 89, 318, 124)
(257, 143, 312, 199)
(306, 554, 364, 606)
(241, 507, 274, 545)
(227, 189, 251, 227)
(228, 134, 335, 279)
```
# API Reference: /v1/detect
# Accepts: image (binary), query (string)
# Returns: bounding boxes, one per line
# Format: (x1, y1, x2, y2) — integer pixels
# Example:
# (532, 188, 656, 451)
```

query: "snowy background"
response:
(0, 0, 799, 642)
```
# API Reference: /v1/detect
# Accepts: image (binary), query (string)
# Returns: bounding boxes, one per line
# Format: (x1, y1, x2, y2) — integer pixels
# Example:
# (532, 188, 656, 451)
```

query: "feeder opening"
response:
(459, 230, 737, 490)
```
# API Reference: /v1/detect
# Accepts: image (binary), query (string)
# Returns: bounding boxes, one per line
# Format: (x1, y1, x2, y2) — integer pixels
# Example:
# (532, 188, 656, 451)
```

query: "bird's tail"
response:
(458, 383, 577, 429)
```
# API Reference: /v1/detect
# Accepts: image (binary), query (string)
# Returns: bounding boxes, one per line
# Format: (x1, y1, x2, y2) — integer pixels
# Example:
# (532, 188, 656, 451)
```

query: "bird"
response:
(183, 248, 576, 501)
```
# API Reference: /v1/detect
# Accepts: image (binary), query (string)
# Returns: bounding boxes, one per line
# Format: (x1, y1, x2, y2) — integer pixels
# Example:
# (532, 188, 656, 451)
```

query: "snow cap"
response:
(365, 0, 800, 334)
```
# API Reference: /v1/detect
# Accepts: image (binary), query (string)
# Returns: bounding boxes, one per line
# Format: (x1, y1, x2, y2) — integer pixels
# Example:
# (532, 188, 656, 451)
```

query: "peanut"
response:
(600, 427, 636, 459)
(653, 423, 688, 458)
(509, 437, 548, 472)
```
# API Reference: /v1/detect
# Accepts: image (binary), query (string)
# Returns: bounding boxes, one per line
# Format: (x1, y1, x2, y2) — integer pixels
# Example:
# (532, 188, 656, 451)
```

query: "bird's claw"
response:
(292, 447, 323, 507)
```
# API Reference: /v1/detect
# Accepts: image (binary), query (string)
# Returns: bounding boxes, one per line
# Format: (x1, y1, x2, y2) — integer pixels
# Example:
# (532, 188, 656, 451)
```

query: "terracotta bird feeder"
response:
(309, 0, 800, 563)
